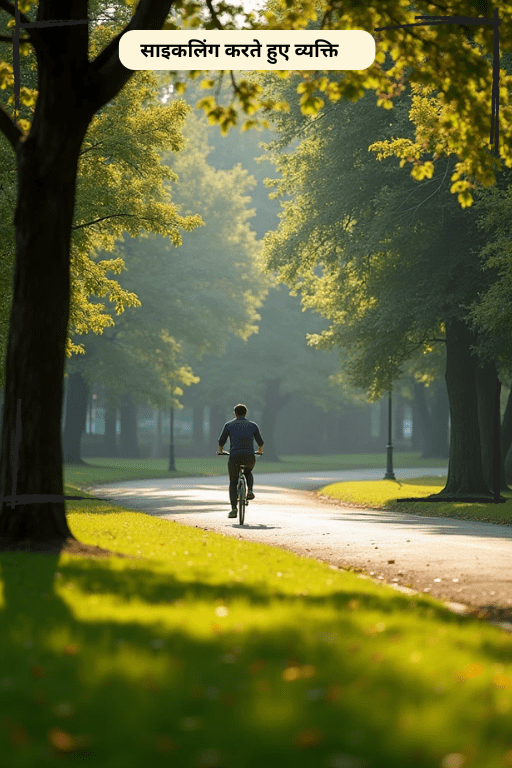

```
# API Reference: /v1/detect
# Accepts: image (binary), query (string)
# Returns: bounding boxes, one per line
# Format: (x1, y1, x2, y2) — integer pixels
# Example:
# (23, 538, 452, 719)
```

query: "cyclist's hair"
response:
(234, 403, 247, 416)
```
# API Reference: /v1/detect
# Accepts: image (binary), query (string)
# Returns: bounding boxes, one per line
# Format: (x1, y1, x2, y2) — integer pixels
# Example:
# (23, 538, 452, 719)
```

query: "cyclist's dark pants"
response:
(228, 452, 255, 507)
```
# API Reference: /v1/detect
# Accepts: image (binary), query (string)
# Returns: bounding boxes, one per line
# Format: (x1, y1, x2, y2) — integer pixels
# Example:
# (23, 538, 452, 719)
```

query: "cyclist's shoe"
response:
(247, 491, 255, 500)
(228, 509, 238, 518)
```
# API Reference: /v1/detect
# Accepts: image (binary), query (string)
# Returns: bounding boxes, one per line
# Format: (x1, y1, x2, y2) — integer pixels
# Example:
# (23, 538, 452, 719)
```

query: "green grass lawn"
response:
(320, 477, 512, 525)
(2, 492, 512, 767)
(64, 452, 447, 488)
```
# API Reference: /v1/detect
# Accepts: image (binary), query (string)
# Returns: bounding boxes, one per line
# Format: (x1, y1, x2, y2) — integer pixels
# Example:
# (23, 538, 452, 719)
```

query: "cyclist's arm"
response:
(217, 424, 229, 454)
(254, 425, 264, 454)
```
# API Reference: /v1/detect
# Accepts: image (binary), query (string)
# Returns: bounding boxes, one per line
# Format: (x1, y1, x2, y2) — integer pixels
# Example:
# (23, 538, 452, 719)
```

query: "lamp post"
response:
(384, 390, 395, 480)
(169, 378, 176, 472)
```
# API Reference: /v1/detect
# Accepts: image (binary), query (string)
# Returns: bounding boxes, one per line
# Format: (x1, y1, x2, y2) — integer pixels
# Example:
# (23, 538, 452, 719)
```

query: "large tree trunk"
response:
(476, 362, 508, 492)
(259, 379, 291, 462)
(437, 319, 490, 497)
(62, 371, 90, 464)
(0, 1, 180, 546)
(119, 395, 140, 459)
(501, 387, 512, 483)
(0, 121, 88, 541)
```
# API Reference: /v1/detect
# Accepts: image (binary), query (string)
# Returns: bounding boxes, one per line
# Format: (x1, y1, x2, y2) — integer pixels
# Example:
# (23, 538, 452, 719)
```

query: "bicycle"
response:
(217, 451, 261, 525)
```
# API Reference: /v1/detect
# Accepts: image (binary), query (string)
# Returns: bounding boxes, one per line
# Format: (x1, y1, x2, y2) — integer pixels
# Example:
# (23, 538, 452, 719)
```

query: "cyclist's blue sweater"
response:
(218, 416, 264, 456)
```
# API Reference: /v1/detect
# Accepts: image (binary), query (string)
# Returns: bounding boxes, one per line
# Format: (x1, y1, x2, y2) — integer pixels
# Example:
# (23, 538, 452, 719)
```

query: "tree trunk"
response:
(62, 372, 89, 464)
(119, 395, 140, 459)
(0, 116, 88, 540)
(0, 1, 178, 545)
(476, 362, 508, 492)
(259, 379, 291, 462)
(501, 386, 512, 472)
(437, 319, 490, 497)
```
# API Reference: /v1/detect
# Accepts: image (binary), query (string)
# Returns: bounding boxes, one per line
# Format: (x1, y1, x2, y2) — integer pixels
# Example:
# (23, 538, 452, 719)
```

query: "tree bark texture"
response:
(0, 121, 88, 540)
(62, 371, 89, 464)
(439, 319, 490, 497)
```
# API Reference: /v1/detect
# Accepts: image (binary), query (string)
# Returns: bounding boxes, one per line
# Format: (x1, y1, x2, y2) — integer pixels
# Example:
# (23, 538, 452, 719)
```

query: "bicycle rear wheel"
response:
(238, 474, 247, 525)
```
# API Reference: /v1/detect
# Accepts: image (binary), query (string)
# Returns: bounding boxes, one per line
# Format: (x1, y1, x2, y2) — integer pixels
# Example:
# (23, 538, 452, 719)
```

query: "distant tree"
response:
(65, 111, 267, 462)
(263, 82, 503, 495)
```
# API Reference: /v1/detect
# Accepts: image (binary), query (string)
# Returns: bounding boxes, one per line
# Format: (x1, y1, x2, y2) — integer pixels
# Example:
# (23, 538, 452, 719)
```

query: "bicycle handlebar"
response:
(216, 451, 263, 456)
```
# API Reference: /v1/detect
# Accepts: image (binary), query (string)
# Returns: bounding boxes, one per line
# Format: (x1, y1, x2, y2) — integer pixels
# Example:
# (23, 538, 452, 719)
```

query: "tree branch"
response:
(86, 0, 177, 116)
(71, 213, 164, 231)
(0, 102, 22, 149)
(205, 0, 224, 29)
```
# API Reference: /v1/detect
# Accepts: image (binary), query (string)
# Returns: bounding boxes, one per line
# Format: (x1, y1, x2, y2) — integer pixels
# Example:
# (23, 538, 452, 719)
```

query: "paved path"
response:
(91, 468, 512, 619)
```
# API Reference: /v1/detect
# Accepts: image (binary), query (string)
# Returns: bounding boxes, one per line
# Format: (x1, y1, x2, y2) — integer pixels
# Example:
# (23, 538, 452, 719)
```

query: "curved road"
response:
(91, 467, 512, 623)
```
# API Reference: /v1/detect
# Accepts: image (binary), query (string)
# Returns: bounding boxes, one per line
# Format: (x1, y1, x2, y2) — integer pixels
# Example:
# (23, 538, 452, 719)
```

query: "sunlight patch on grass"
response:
(320, 478, 512, 525)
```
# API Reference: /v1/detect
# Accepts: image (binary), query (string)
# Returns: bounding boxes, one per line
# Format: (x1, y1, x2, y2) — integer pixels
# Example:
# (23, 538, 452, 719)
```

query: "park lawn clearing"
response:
(64, 452, 447, 487)
(1, 495, 512, 766)
(320, 477, 512, 525)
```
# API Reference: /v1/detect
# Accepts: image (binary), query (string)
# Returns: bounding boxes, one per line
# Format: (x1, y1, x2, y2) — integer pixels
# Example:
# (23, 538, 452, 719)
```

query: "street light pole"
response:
(169, 404, 176, 472)
(384, 390, 396, 480)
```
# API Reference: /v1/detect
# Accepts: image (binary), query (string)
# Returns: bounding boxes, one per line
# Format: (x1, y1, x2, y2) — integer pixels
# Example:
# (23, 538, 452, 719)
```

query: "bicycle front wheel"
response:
(238, 475, 247, 525)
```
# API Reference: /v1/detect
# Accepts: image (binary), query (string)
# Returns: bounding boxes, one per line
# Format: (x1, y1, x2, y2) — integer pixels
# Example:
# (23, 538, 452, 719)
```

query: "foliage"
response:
(69, 68, 200, 360)
(0, 28, 201, 384)
(1, 2, 511, 205)
(72, 110, 267, 409)
(467, 184, 512, 371)
(263, 81, 489, 398)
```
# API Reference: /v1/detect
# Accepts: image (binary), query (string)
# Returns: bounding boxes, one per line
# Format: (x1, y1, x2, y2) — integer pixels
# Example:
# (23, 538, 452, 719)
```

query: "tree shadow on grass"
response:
(0, 551, 509, 767)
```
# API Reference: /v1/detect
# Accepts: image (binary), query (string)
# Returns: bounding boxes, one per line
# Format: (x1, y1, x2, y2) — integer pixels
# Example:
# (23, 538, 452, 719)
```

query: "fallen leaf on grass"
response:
(64, 643, 79, 655)
(295, 728, 323, 748)
(8, 723, 31, 746)
(325, 683, 342, 703)
(30, 665, 45, 678)
(48, 727, 89, 753)
(282, 665, 316, 681)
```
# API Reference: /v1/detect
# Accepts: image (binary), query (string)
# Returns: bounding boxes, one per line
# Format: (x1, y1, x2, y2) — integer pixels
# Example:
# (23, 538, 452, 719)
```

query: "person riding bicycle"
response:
(217, 403, 264, 518)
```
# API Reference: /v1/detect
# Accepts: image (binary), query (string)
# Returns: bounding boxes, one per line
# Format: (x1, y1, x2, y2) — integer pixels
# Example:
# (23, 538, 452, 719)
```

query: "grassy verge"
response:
(320, 477, 512, 525)
(1, 493, 512, 767)
(65, 453, 447, 488)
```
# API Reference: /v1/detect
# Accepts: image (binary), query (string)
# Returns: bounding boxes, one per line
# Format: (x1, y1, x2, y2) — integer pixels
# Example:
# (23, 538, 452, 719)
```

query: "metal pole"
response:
(384, 390, 395, 480)
(169, 406, 176, 472)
